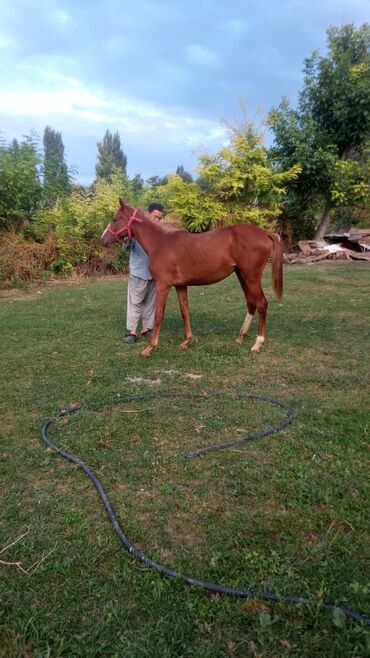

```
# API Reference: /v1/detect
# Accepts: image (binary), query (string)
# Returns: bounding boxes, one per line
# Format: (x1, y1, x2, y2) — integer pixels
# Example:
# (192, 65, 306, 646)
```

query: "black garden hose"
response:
(40, 392, 370, 627)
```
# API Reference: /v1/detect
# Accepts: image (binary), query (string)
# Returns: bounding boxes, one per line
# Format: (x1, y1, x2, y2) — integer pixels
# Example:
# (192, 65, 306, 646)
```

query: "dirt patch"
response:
(165, 517, 206, 548)
(0, 289, 44, 302)
(0, 273, 128, 302)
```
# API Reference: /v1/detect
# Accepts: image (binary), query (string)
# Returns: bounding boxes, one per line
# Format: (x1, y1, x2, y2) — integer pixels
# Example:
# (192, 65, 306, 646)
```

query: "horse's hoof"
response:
(179, 341, 190, 350)
(140, 347, 152, 358)
(250, 336, 264, 353)
(235, 336, 244, 345)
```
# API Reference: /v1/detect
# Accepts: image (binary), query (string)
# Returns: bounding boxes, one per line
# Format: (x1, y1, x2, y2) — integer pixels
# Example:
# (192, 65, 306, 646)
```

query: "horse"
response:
(101, 199, 283, 358)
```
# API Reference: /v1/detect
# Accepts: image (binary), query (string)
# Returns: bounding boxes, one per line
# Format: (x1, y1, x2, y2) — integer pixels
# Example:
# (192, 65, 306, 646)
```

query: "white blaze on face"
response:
(101, 226, 110, 241)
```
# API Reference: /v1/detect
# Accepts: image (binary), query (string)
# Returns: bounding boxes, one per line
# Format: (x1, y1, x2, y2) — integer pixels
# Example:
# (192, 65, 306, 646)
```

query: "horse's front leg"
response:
(175, 285, 193, 350)
(141, 282, 171, 358)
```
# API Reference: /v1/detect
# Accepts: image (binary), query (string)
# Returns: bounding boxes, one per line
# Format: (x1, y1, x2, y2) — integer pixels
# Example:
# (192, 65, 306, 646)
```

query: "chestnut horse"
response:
(101, 199, 283, 358)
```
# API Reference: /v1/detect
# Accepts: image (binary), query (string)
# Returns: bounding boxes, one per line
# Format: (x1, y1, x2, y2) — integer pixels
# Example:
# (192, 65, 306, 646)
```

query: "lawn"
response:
(0, 263, 369, 657)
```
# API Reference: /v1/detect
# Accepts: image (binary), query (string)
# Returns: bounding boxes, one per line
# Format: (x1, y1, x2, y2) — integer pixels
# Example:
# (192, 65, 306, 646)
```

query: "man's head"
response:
(148, 203, 164, 222)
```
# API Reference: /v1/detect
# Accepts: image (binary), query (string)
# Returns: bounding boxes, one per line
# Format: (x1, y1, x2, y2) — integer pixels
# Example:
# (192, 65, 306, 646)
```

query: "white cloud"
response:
(0, 70, 227, 151)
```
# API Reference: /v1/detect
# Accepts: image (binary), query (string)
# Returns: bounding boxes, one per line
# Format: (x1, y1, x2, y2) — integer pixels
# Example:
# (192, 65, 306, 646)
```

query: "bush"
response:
(0, 231, 128, 289)
(31, 170, 133, 240)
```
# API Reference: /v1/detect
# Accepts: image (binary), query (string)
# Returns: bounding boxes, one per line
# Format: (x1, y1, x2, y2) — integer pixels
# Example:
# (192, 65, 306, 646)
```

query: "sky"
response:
(0, 1, 369, 186)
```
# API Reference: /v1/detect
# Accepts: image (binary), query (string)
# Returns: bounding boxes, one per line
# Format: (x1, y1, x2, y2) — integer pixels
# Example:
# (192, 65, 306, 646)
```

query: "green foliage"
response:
(331, 158, 370, 206)
(0, 228, 128, 288)
(0, 134, 42, 228)
(156, 175, 225, 231)
(42, 126, 71, 205)
(269, 100, 338, 198)
(48, 239, 75, 274)
(155, 126, 300, 231)
(302, 24, 370, 156)
(198, 126, 300, 224)
(131, 173, 145, 199)
(33, 170, 132, 240)
(176, 164, 193, 183)
(269, 23, 370, 238)
(146, 175, 168, 189)
(95, 129, 127, 181)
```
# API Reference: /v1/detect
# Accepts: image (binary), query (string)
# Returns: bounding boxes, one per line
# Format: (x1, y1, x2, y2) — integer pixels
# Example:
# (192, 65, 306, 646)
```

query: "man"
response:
(123, 203, 164, 343)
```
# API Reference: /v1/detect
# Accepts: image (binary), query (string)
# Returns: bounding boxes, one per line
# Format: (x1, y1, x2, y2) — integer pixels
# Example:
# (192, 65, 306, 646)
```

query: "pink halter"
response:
(107, 209, 143, 241)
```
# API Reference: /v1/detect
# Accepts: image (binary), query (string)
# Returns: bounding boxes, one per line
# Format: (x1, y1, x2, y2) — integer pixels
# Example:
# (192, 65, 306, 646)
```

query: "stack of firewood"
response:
(284, 239, 370, 264)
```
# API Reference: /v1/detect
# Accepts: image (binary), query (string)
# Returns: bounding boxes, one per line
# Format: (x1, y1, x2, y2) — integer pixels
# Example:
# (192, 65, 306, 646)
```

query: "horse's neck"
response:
(132, 219, 162, 254)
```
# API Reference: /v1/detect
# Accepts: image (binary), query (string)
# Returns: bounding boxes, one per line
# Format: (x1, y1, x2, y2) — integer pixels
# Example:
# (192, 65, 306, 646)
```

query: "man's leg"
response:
(141, 279, 156, 335)
(126, 275, 148, 342)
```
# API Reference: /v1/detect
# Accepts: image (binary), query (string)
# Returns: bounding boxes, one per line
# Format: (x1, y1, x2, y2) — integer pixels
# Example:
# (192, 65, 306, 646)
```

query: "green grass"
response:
(0, 263, 369, 657)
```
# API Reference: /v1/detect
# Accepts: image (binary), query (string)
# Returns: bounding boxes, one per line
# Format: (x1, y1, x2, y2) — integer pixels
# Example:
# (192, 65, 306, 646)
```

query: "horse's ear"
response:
(119, 198, 125, 210)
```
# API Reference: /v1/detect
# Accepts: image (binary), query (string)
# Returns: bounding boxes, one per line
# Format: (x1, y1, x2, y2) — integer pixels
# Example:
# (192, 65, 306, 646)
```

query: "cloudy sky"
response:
(1, 0, 369, 185)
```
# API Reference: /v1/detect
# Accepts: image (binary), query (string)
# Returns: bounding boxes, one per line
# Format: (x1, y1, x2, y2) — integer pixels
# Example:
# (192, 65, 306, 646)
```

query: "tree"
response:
(156, 124, 300, 232)
(176, 165, 193, 183)
(33, 169, 132, 240)
(43, 126, 71, 205)
(0, 134, 42, 229)
(146, 175, 167, 189)
(95, 130, 127, 181)
(131, 173, 144, 194)
(269, 23, 370, 238)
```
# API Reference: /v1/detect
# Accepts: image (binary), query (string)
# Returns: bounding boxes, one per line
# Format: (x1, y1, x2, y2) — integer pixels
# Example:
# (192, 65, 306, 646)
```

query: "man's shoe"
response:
(141, 329, 153, 342)
(124, 334, 137, 344)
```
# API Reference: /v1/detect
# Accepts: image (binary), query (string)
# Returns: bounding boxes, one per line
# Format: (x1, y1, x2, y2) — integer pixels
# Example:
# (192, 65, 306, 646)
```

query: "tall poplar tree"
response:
(176, 165, 193, 183)
(43, 126, 70, 205)
(95, 130, 127, 181)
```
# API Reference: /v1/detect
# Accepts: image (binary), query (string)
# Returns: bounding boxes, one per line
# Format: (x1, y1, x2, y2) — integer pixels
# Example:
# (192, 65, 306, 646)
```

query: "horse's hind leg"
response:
(175, 285, 193, 350)
(235, 271, 255, 345)
(236, 305, 256, 345)
(236, 271, 268, 352)
(250, 283, 268, 353)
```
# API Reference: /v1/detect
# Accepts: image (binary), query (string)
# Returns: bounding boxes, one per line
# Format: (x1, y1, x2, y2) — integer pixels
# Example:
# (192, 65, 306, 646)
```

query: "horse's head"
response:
(101, 198, 144, 246)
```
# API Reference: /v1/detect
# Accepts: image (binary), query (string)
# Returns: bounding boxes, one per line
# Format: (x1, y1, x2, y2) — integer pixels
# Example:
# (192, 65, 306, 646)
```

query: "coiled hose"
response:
(40, 391, 370, 626)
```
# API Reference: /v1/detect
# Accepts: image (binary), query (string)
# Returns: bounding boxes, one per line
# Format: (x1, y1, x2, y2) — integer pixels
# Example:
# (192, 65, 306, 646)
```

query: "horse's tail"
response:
(268, 233, 283, 300)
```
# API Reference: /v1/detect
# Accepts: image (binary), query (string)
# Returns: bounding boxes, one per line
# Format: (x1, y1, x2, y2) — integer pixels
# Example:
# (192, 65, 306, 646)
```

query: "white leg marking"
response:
(251, 335, 265, 353)
(241, 312, 254, 335)
(236, 312, 254, 344)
